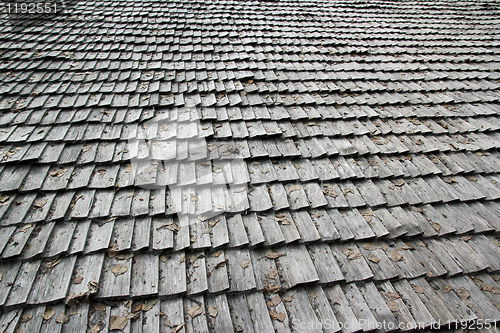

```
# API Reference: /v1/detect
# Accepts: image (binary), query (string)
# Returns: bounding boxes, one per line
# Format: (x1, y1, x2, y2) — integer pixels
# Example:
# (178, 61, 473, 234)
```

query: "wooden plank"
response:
(247, 292, 275, 332)
(403, 206, 438, 238)
(388, 241, 427, 279)
(324, 284, 363, 333)
(2, 223, 34, 258)
(358, 242, 399, 281)
(358, 282, 398, 333)
(0, 309, 22, 333)
(186, 252, 208, 295)
(111, 190, 134, 216)
(152, 217, 174, 250)
(420, 204, 457, 236)
(42, 221, 76, 257)
(227, 294, 254, 332)
(330, 243, 373, 282)
(308, 209, 340, 241)
(446, 275, 500, 322)
(109, 217, 134, 252)
(98, 255, 132, 298)
(285, 184, 309, 210)
(23, 222, 55, 259)
(209, 215, 229, 248)
(343, 283, 380, 331)
(468, 235, 500, 271)
(268, 211, 300, 244)
(189, 216, 211, 250)
(353, 179, 387, 207)
(308, 243, 344, 284)
(70, 189, 95, 219)
(302, 182, 328, 208)
(132, 216, 151, 251)
(294, 158, 319, 181)
(2, 193, 36, 226)
(282, 288, 321, 332)
(84, 220, 115, 254)
(159, 251, 186, 296)
(258, 214, 285, 246)
(226, 214, 249, 248)
(149, 188, 166, 215)
(0, 262, 21, 306)
(408, 277, 456, 325)
(428, 278, 478, 323)
(174, 216, 190, 251)
(184, 295, 209, 333)
(27, 256, 77, 304)
(16, 306, 45, 333)
(306, 285, 342, 333)
(26, 193, 56, 223)
(241, 213, 265, 247)
(131, 189, 150, 216)
(50, 191, 75, 221)
(388, 206, 423, 237)
(68, 220, 91, 255)
(250, 248, 282, 291)
(0, 226, 15, 255)
(440, 238, 488, 274)
(206, 294, 233, 333)
(88, 190, 115, 218)
(268, 183, 290, 210)
(206, 251, 230, 293)
(247, 184, 273, 211)
(407, 240, 447, 278)
(425, 238, 463, 276)
(392, 279, 437, 329)
(339, 209, 376, 240)
(62, 302, 89, 333)
(326, 209, 355, 241)
(277, 244, 320, 288)
(290, 210, 320, 242)
(69, 253, 105, 297)
(378, 281, 417, 331)
(338, 181, 367, 208)
(39, 304, 65, 333)
(88, 164, 119, 188)
(225, 248, 256, 292)
(161, 298, 186, 333)
(358, 207, 389, 238)
(131, 253, 159, 297)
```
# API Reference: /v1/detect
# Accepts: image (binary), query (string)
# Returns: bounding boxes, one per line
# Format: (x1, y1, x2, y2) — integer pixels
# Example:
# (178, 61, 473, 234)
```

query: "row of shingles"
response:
(0, 54, 497, 90)
(0, 22, 498, 109)
(0, 98, 500, 219)
(1, 102, 499, 162)
(1, 120, 500, 226)
(276, 272, 500, 333)
(0, 98, 499, 134)
(8, 271, 500, 333)
(0, 6, 496, 41)
(6, 272, 500, 333)
(2, 106, 499, 169)
(1, 134, 499, 227)
(0, 23, 496, 70)
(3, 74, 500, 102)
(1, 48, 498, 76)
(2, 68, 499, 111)
(0, 102, 498, 164)
(0, 57, 497, 100)
(2, 191, 500, 263)
(0, 3, 496, 39)
(0, 225, 497, 307)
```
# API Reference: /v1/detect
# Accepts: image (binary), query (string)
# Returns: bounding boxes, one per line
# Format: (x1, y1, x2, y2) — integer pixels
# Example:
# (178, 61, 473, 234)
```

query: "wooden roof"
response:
(1, 0, 500, 331)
